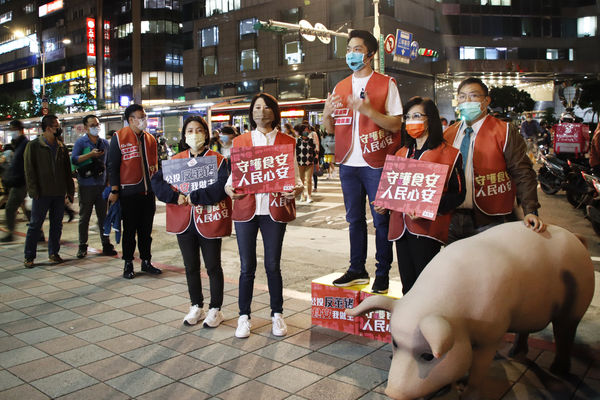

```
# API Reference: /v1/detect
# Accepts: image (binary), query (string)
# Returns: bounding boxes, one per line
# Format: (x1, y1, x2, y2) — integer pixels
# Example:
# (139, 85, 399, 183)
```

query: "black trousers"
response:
(395, 232, 442, 295)
(120, 192, 155, 261)
(177, 225, 224, 309)
(78, 185, 109, 246)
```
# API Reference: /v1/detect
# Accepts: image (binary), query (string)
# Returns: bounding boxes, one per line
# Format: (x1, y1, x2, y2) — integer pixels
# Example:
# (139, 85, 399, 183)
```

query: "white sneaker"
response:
(235, 315, 251, 338)
(306, 196, 313, 204)
(183, 305, 205, 326)
(203, 308, 224, 328)
(272, 313, 287, 337)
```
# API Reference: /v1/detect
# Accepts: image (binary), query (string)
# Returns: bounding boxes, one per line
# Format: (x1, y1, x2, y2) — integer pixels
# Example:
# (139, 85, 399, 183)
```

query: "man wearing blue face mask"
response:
(218, 125, 235, 160)
(71, 115, 116, 258)
(323, 30, 403, 294)
(444, 77, 543, 242)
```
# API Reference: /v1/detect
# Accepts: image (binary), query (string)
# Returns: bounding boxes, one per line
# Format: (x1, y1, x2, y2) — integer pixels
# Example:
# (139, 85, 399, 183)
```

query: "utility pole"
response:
(373, 0, 380, 72)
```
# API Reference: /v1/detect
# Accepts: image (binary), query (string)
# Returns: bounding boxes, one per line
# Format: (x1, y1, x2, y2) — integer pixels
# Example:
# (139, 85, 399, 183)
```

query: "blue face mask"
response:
(219, 135, 229, 144)
(457, 101, 483, 123)
(346, 52, 366, 71)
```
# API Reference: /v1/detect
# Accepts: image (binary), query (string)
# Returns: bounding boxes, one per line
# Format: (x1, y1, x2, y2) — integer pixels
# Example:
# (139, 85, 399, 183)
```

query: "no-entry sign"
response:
(384, 34, 395, 54)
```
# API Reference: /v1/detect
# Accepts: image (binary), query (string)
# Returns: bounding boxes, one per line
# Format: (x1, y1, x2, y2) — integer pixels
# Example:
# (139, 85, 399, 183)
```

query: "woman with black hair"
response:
(151, 115, 231, 328)
(225, 93, 303, 339)
(374, 97, 466, 294)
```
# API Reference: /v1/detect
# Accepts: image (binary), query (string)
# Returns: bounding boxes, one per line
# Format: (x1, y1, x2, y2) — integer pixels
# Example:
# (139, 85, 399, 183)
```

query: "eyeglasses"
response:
(404, 113, 426, 121)
(457, 93, 486, 102)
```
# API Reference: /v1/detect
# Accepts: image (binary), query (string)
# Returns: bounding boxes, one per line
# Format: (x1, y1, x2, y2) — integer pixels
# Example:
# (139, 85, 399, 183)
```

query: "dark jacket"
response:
(3, 135, 28, 188)
(24, 136, 75, 199)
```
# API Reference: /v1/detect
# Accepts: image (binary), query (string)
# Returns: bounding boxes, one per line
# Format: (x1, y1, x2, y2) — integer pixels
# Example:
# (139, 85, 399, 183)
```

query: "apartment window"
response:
(24, 3, 35, 13)
(577, 16, 597, 37)
(284, 41, 302, 65)
(201, 26, 218, 47)
(236, 80, 259, 95)
(546, 49, 558, 60)
(239, 18, 257, 38)
(279, 76, 305, 100)
(6, 71, 14, 83)
(459, 46, 506, 60)
(144, 0, 180, 9)
(19, 69, 27, 80)
(483, 0, 511, 4)
(0, 74, 3, 84)
(206, 0, 240, 16)
(364, 0, 394, 17)
(116, 23, 133, 38)
(569, 48, 574, 61)
(204, 55, 217, 75)
(332, 35, 346, 59)
(240, 48, 258, 71)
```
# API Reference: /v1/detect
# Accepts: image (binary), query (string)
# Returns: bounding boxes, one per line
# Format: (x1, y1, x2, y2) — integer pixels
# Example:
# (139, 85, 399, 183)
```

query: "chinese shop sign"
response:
(231, 144, 295, 194)
(373, 155, 449, 221)
(162, 156, 218, 195)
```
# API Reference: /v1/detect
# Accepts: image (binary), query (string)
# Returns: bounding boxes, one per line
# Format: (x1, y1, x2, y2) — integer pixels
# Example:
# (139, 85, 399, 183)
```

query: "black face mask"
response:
(54, 127, 63, 137)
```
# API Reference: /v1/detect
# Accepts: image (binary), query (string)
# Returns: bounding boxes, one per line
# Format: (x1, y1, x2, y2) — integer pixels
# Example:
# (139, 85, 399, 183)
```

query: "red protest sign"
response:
(231, 144, 295, 194)
(373, 154, 449, 221)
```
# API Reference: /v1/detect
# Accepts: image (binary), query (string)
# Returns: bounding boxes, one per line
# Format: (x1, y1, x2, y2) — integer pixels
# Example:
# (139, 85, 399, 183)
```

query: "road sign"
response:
(395, 29, 412, 57)
(409, 41, 419, 60)
(384, 34, 395, 54)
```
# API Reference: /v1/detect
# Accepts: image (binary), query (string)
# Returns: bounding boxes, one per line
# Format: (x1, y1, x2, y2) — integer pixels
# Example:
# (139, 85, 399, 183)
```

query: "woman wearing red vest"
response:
(374, 97, 466, 294)
(151, 116, 231, 328)
(224, 93, 303, 339)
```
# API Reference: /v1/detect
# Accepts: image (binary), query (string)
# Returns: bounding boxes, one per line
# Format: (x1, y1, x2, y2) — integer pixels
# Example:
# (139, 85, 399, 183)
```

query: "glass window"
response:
(577, 16, 597, 37)
(236, 80, 259, 95)
(281, 8, 300, 24)
(206, 0, 240, 16)
(279, 76, 305, 100)
(546, 49, 558, 60)
(6, 71, 14, 83)
(204, 55, 217, 75)
(24, 3, 35, 13)
(332, 35, 346, 59)
(239, 18, 257, 38)
(330, 0, 353, 24)
(569, 48, 574, 61)
(284, 41, 302, 65)
(201, 26, 218, 47)
(240, 48, 258, 71)
(364, 0, 394, 17)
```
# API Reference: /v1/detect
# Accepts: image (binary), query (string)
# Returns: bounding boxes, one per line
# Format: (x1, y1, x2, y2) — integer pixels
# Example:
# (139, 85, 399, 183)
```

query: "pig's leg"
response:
(508, 333, 529, 359)
(549, 320, 578, 375)
(460, 345, 497, 400)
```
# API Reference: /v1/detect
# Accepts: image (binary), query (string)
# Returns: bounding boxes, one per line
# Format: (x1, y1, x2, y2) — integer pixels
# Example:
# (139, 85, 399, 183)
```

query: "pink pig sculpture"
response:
(346, 222, 594, 400)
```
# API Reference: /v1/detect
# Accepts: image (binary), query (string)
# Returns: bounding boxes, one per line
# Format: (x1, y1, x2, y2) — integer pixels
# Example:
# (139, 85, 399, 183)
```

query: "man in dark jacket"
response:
(23, 115, 75, 268)
(1, 120, 29, 242)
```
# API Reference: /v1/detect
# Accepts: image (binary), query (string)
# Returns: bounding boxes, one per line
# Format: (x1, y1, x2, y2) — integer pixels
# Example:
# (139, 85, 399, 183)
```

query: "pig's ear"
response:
(419, 315, 454, 359)
(345, 295, 395, 317)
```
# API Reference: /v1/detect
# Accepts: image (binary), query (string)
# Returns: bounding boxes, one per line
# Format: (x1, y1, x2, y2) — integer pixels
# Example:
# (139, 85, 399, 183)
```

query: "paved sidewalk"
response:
(0, 238, 600, 399)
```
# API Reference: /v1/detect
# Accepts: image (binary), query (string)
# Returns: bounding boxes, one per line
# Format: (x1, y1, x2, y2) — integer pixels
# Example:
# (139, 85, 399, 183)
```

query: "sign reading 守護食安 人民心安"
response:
(230, 144, 295, 194)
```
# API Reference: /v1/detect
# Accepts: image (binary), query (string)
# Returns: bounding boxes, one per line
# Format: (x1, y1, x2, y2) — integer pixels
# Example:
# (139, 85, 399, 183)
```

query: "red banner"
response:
(373, 155, 449, 221)
(230, 144, 295, 194)
(311, 282, 359, 335)
(356, 292, 392, 343)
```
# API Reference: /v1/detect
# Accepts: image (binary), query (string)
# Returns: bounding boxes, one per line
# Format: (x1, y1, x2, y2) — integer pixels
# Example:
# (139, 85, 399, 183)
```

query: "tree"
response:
(489, 85, 535, 114)
(25, 82, 68, 117)
(72, 77, 104, 112)
(541, 107, 557, 126)
(578, 79, 600, 123)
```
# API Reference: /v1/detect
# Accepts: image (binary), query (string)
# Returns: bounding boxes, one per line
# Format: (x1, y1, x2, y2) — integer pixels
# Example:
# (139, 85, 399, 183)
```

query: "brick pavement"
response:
(1, 237, 600, 399)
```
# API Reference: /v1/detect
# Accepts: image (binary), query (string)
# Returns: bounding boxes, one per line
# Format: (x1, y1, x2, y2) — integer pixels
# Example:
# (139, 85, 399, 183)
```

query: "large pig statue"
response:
(346, 222, 594, 400)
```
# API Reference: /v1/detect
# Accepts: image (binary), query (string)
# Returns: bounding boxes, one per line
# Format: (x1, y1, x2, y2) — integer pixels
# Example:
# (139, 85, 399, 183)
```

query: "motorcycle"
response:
(564, 159, 593, 208)
(583, 171, 600, 236)
(537, 152, 569, 195)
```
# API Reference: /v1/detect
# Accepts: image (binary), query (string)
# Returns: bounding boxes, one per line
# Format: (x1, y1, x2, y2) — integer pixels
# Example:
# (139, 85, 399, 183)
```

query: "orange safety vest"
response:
(388, 143, 460, 244)
(165, 150, 232, 238)
(230, 132, 296, 223)
(444, 116, 515, 215)
(115, 126, 158, 188)
(333, 71, 401, 168)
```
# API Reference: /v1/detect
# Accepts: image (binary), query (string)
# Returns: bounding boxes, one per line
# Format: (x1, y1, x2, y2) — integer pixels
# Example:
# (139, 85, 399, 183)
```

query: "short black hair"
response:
(9, 120, 24, 131)
(248, 93, 280, 130)
(41, 115, 58, 131)
(348, 30, 378, 55)
(83, 114, 98, 126)
(124, 103, 144, 123)
(179, 115, 210, 151)
(440, 117, 448, 124)
(107, 130, 117, 138)
(401, 97, 444, 150)
(457, 77, 489, 97)
(221, 125, 236, 136)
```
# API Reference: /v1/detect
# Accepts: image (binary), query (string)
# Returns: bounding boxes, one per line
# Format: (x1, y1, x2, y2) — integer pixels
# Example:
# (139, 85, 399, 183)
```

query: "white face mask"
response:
(9, 130, 19, 140)
(88, 127, 100, 136)
(185, 133, 205, 152)
(137, 118, 148, 131)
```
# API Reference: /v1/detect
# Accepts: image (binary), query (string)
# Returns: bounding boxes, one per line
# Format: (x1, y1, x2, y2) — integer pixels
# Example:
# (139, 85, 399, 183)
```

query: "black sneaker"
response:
(77, 244, 87, 259)
(371, 275, 389, 294)
(102, 244, 118, 256)
(333, 270, 370, 287)
(141, 260, 162, 275)
(123, 261, 135, 279)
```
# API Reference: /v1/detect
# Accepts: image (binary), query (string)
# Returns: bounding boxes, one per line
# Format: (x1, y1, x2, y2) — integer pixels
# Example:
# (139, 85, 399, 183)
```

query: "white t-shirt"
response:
(334, 72, 403, 167)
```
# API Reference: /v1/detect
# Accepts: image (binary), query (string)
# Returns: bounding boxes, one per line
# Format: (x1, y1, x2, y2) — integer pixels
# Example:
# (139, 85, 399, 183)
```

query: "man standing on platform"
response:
(71, 115, 117, 258)
(107, 104, 162, 279)
(322, 30, 403, 294)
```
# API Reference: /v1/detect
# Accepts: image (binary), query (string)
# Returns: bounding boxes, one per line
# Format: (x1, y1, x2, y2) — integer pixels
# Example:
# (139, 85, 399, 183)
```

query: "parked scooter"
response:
(565, 159, 593, 208)
(537, 152, 570, 195)
(583, 171, 600, 236)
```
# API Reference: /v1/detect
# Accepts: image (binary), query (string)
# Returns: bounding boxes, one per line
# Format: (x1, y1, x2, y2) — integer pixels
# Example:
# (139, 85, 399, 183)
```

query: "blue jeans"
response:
(24, 196, 65, 260)
(340, 165, 392, 277)
(235, 215, 286, 317)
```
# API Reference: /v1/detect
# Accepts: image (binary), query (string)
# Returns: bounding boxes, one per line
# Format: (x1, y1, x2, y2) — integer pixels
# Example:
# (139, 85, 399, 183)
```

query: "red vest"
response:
(165, 150, 232, 238)
(333, 72, 401, 168)
(444, 116, 515, 216)
(388, 143, 460, 244)
(230, 132, 296, 223)
(115, 126, 158, 188)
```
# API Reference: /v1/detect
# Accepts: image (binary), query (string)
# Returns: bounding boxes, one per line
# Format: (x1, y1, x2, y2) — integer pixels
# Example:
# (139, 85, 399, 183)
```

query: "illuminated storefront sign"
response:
(43, 68, 87, 84)
(0, 11, 12, 25)
(86, 18, 96, 57)
(39, 0, 64, 17)
(103, 20, 110, 58)
(281, 109, 305, 118)
(211, 114, 230, 122)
